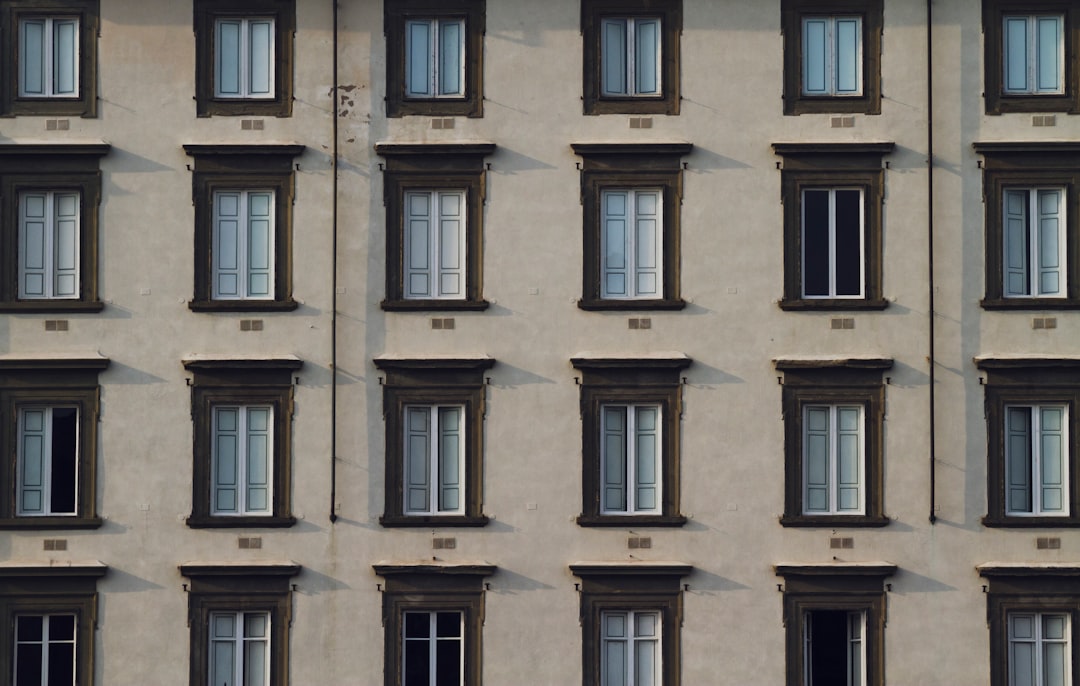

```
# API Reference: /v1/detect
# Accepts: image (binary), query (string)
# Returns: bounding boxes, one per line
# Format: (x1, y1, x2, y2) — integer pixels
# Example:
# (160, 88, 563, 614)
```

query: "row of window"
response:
(8, 140, 1080, 314)
(5, 0, 1075, 120)
(8, 354, 1080, 532)
(7, 562, 1077, 686)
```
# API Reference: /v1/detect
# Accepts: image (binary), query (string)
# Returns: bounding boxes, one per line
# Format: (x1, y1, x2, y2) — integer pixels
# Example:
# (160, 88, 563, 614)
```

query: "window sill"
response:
(576, 514, 687, 527)
(196, 99, 292, 118)
(982, 515, 1080, 528)
(381, 299, 490, 312)
(784, 95, 881, 116)
(578, 298, 686, 311)
(0, 517, 103, 530)
(379, 514, 489, 528)
(980, 298, 1080, 310)
(585, 98, 680, 116)
(779, 298, 889, 311)
(0, 300, 105, 313)
(186, 515, 297, 529)
(3, 101, 97, 118)
(986, 94, 1079, 115)
(779, 514, 890, 528)
(388, 99, 483, 119)
(188, 299, 299, 313)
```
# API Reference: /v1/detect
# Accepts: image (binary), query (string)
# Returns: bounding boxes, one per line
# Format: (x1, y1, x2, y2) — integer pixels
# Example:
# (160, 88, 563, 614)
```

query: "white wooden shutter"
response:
(1042, 614, 1069, 686)
(1004, 189, 1030, 296)
(19, 191, 79, 300)
(634, 406, 659, 512)
(438, 19, 464, 96)
(836, 406, 862, 513)
(210, 612, 238, 686)
(1036, 189, 1063, 296)
(52, 192, 79, 298)
(634, 191, 661, 297)
(18, 408, 47, 514)
(1037, 16, 1063, 93)
(405, 407, 432, 513)
(1009, 614, 1037, 686)
(19, 192, 49, 298)
(437, 191, 465, 298)
(602, 191, 629, 298)
(244, 613, 270, 686)
(803, 18, 827, 94)
(245, 407, 272, 513)
(634, 18, 660, 95)
(602, 406, 628, 512)
(634, 612, 659, 686)
(1006, 406, 1033, 513)
(246, 191, 274, 298)
(52, 19, 78, 96)
(803, 406, 830, 513)
(406, 20, 433, 97)
(1038, 406, 1066, 514)
(213, 407, 240, 514)
(601, 18, 628, 95)
(214, 192, 243, 298)
(216, 20, 242, 96)
(602, 613, 627, 686)
(834, 18, 860, 94)
(20, 19, 45, 96)
(247, 19, 274, 97)
(405, 191, 432, 298)
(438, 407, 462, 513)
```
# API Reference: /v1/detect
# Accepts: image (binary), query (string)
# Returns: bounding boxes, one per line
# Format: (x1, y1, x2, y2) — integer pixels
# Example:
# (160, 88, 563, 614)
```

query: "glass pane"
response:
(245, 638, 267, 686)
(834, 19, 859, 93)
(53, 20, 78, 96)
(1004, 17, 1029, 92)
(435, 637, 461, 686)
(834, 190, 862, 296)
(49, 614, 75, 641)
(1037, 17, 1062, 92)
(438, 20, 463, 95)
(216, 20, 242, 95)
(603, 640, 626, 686)
(634, 19, 659, 95)
(50, 407, 78, 514)
(802, 19, 827, 94)
(47, 642, 75, 686)
(1006, 407, 1033, 512)
(802, 190, 830, 296)
(404, 640, 430, 686)
(212, 640, 236, 686)
(406, 21, 432, 96)
(20, 20, 45, 95)
(1044, 642, 1067, 686)
(249, 21, 273, 96)
(603, 406, 628, 511)
(602, 19, 628, 95)
(16, 642, 43, 686)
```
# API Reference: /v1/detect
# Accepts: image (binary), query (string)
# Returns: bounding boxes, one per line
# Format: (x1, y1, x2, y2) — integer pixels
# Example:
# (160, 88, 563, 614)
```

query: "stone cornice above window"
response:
(978, 563, 1080, 578)
(0, 353, 109, 372)
(181, 355, 304, 373)
(571, 352, 692, 373)
(374, 142, 496, 159)
(774, 356, 894, 372)
(0, 561, 107, 578)
(0, 143, 110, 159)
(179, 561, 301, 579)
(373, 356, 496, 374)
(976, 356, 1080, 371)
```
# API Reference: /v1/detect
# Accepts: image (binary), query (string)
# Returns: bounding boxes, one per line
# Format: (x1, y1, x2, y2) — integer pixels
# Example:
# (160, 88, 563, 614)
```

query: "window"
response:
(775, 357, 891, 527)
(0, 0, 98, 117)
(385, 0, 485, 118)
(193, 0, 294, 117)
(781, 0, 882, 115)
(572, 143, 691, 310)
(773, 143, 893, 310)
(974, 143, 1080, 309)
(0, 355, 107, 529)
(581, 0, 681, 115)
(373, 357, 495, 527)
(570, 562, 691, 686)
(184, 356, 302, 528)
(980, 564, 1080, 686)
(976, 357, 1080, 527)
(183, 145, 303, 312)
(0, 144, 107, 312)
(373, 563, 494, 686)
(775, 563, 894, 686)
(983, 0, 1080, 115)
(181, 562, 298, 686)
(0, 562, 105, 686)
(572, 354, 690, 526)
(375, 143, 494, 311)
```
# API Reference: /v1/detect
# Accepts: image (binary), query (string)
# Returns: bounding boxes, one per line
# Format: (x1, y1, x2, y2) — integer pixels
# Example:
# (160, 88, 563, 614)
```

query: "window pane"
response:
(634, 19, 660, 95)
(217, 20, 242, 96)
(404, 640, 430, 686)
(635, 639, 657, 686)
(53, 20, 78, 96)
(249, 20, 273, 96)
(47, 642, 75, 686)
(17, 615, 44, 641)
(802, 190, 830, 296)
(603, 639, 626, 686)
(212, 640, 236, 686)
(406, 21, 432, 97)
(803, 19, 827, 94)
(602, 19, 628, 95)
(1004, 17, 1029, 92)
(405, 612, 430, 639)
(438, 20, 463, 96)
(50, 407, 78, 514)
(16, 643, 43, 686)
(834, 190, 862, 296)
(244, 637, 267, 686)
(20, 20, 45, 96)
(1044, 641, 1067, 686)
(834, 19, 859, 94)
(435, 637, 461, 686)
(1037, 16, 1062, 93)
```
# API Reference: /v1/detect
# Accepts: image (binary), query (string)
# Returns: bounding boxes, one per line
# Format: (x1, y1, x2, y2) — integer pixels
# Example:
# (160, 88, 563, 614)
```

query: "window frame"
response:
(184, 356, 302, 529)
(773, 142, 892, 311)
(374, 357, 495, 527)
(0, 144, 107, 313)
(373, 563, 494, 686)
(0, 355, 107, 530)
(384, 0, 485, 118)
(572, 355, 690, 527)
(0, 562, 105, 686)
(181, 562, 299, 686)
(775, 563, 894, 686)
(0, 0, 98, 118)
(572, 143, 690, 311)
(193, 0, 295, 118)
(570, 563, 691, 686)
(781, 0, 883, 116)
(974, 143, 1080, 309)
(983, 0, 1080, 115)
(775, 358, 892, 528)
(183, 144, 303, 313)
(977, 358, 1080, 527)
(581, 0, 682, 116)
(375, 143, 494, 311)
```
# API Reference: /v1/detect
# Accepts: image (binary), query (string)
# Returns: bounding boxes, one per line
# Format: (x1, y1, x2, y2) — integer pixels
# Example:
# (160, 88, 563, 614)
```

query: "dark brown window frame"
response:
(781, 0, 883, 116)
(581, 0, 682, 116)
(773, 142, 892, 311)
(775, 563, 895, 686)
(375, 143, 494, 311)
(193, 0, 295, 118)
(374, 357, 495, 527)
(571, 355, 690, 527)
(0, 355, 108, 530)
(977, 357, 1080, 527)
(775, 358, 891, 527)
(0, 144, 108, 313)
(570, 563, 691, 686)
(0, 562, 106, 686)
(974, 142, 1080, 309)
(384, 0, 485, 118)
(979, 564, 1080, 686)
(183, 144, 303, 313)
(983, 0, 1080, 115)
(572, 143, 690, 311)
(181, 562, 299, 686)
(184, 357, 302, 529)
(0, 0, 99, 118)
(373, 563, 495, 686)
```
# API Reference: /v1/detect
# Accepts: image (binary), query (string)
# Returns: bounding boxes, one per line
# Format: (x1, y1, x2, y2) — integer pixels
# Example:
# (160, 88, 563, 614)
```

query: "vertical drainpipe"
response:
(329, 0, 340, 523)
(927, 0, 937, 524)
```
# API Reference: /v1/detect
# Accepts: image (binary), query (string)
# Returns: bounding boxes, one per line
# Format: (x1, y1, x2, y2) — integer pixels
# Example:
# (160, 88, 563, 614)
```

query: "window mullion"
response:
(43, 408, 54, 515)
(430, 191, 441, 299)
(429, 612, 439, 686)
(627, 190, 638, 298)
(238, 406, 250, 515)
(626, 19, 636, 96)
(829, 405, 839, 514)
(430, 21, 440, 97)
(45, 192, 56, 299)
(827, 189, 838, 297)
(1029, 189, 1040, 297)
(626, 404, 637, 513)
(431, 405, 440, 514)
(826, 18, 836, 94)
(44, 18, 55, 97)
